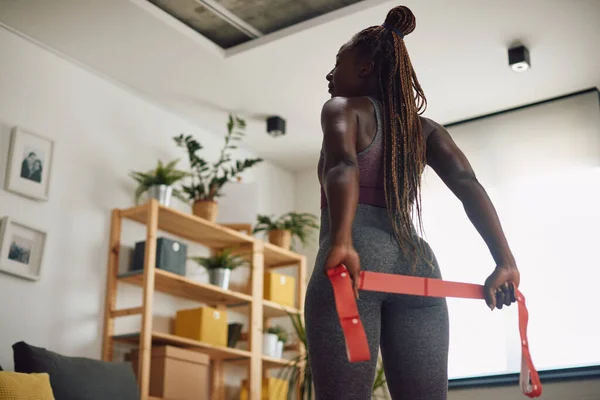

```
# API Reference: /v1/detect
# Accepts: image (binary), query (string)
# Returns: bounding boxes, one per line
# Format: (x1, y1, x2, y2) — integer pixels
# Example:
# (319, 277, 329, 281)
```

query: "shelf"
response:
(263, 242, 304, 268)
(118, 269, 253, 306)
(105, 201, 309, 400)
(228, 299, 301, 319)
(121, 203, 254, 249)
(262, 355, 294, 369)
(263, 299, 301, 319)
(229, 355, 295, 370)
(113, 331, 251, 360)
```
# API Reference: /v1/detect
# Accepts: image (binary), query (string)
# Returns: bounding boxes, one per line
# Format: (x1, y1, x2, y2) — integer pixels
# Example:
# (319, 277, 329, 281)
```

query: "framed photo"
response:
(4, 126, 54, 201)
(0, 217, 46, 281)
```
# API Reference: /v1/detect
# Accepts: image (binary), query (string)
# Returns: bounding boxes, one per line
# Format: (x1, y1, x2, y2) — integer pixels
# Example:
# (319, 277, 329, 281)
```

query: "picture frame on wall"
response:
(0, 217, 46, 281)
(4, 126, 54, 201)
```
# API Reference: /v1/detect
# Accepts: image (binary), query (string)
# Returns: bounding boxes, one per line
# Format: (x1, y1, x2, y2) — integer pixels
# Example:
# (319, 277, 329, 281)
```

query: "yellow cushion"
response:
(0, 372, 55, 400)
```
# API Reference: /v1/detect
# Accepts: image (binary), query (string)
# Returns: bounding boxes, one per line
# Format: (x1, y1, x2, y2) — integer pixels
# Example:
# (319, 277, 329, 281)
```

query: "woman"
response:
(304, 5, 520, 400)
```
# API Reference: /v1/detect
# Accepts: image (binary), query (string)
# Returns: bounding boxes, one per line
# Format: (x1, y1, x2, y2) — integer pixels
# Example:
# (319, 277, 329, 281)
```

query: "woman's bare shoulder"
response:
(420, 116, 447, 141)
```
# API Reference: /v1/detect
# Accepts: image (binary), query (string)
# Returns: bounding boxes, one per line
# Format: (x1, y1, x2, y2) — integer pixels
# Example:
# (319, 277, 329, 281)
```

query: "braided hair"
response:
(351, 6, 430, 268)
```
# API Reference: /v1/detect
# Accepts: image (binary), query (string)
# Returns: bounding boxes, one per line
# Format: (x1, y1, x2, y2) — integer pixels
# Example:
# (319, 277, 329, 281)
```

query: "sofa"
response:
(0, 342, 140, 400)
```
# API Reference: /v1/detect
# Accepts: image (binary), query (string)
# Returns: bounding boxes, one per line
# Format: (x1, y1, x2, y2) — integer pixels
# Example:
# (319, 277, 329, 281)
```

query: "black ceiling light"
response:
(267, 116, 286, 137)
(508, 45, 530, 72)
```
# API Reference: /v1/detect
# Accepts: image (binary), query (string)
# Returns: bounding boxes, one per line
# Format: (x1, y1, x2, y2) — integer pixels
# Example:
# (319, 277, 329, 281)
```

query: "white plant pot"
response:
(208, 268, 231, 290)
(262, 333, 279, 358)
(275, 340, 284, 359)
(147, 184, 172, 206)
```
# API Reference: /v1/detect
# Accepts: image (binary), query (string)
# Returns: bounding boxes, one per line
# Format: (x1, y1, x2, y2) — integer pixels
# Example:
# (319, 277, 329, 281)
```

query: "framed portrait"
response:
(4, 127, 54, 201)
(0, 217, 46, 281)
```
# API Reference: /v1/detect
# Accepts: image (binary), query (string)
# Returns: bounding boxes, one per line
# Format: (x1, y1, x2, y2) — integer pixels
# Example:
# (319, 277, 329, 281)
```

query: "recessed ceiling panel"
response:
(148, 0, 364, 49)
(149, 0, 251, 48)
(217, 0, 364, 34)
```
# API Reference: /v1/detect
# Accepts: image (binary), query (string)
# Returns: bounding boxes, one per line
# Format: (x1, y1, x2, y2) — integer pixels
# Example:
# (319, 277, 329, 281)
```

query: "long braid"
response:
(352, 6, 430, 269)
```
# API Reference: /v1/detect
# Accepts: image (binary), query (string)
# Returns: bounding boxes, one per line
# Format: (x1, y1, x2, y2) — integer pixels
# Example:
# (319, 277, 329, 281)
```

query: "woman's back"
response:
(317, 96, 386, 210)
(315, 96, 438, 278)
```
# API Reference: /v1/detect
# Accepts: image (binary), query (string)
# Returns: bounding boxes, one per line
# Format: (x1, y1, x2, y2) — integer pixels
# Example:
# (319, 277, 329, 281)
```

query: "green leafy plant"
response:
(372, 357, 389, 399)
(278, 312, 312, 400)
(278, 313, 387, 400)
(129, 159, 189, 204)
(174, 114, 263, 202)
(253, 212, 319, 248)
(267, 326, 289, 344)
(188, 247, 247, 271)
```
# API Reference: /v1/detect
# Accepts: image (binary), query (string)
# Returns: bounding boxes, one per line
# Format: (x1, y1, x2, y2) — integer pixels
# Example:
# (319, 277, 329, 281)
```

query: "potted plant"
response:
(174, 114, 263, 222)
(129, 159, 188, 206)
(188, 247, 247, 290)
(263, 325, 288, 359)
(264, 325, 287, 359)
(278, 313, 311, 399)
(253, 212, 319, 250)
(276, 327, 288, 359)
(279, 313, 387, 399)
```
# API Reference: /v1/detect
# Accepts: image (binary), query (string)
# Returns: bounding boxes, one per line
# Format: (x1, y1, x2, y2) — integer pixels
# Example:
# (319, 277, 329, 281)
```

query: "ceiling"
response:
(0, 0, 599, 171)
(148, 0, 364, 49)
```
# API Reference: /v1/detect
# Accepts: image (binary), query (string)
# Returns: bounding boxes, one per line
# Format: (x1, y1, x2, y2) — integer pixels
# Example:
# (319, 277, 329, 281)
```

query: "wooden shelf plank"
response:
(263, 299, 301, 319)
(118, 269, 252, 306)
(121, 203, 254, 249)
(262, 355, 294, 369)
(113, 331, 251, 360)
(227, 299, 301, 319)
(263, 242, 304, 268)
(229, 355, 294, 369)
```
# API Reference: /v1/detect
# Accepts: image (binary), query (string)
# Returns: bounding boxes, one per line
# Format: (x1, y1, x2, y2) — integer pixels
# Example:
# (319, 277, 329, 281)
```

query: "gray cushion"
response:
(13, 341, 139, 400)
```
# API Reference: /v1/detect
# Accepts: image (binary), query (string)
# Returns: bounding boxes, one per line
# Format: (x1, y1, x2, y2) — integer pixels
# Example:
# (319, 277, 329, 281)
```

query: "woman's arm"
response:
(321, 98, 359, 246)
(423, 117, 519, 310)
(320, 97, 361, 297)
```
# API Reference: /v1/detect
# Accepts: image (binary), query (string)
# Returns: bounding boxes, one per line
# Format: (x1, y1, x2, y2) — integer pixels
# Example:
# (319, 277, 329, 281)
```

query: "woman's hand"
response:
(324, 244, 361, 299)
(484, 264, 520, 310)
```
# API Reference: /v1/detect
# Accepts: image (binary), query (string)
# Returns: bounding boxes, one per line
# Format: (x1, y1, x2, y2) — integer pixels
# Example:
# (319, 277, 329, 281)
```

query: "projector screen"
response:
(419, 90, 600, 381)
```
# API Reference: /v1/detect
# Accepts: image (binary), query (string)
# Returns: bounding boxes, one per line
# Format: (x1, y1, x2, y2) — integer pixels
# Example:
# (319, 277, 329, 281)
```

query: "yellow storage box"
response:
(174, 306, 227, 347)
(240, 377, 289, 400)
(264, 271, 295, 307)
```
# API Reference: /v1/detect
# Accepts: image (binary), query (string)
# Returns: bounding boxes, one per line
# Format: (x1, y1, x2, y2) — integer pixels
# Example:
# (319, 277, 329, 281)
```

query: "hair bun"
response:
(383, 6, 416, 36)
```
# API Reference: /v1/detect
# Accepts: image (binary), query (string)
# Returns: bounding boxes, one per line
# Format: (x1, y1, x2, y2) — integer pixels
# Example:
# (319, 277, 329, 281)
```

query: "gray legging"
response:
(305, 205, 449, 400)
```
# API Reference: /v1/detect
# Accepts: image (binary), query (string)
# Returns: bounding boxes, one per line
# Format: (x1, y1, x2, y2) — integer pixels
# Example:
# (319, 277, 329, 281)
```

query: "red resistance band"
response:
(327, 265, 542, 398)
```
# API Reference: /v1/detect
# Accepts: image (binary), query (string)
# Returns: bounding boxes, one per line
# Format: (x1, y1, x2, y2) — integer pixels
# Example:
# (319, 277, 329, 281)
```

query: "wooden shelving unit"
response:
(101, 199, 307, 400)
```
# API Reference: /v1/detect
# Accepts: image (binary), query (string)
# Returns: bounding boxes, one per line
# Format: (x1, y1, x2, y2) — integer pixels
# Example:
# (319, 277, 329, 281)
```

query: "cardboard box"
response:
(264, 271, 295, 307)
(130, 345, 209, 400)
(240, 377, 289, 400)
(175, 306, 228, 347)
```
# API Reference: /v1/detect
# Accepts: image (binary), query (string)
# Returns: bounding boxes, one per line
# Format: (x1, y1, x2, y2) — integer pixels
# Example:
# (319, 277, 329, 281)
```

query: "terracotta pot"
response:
(268, 229, 292, 250)
(192, 200, 218, 222)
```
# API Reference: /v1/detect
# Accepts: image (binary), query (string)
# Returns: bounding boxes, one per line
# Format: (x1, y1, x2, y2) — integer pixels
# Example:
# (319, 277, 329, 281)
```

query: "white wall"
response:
(293, 167, 321, 278)
(0, 26, 296, 371)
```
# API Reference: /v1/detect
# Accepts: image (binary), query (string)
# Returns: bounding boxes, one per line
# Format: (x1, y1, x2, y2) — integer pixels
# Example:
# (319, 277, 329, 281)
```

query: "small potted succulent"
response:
(275, 326, 288, 359)
(253, 212, 319, 250)
(263, 325, 287, 359)
(129, 159, 188, 206)
(174, 114, 263, 222)
(189, 247, 247, 290)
